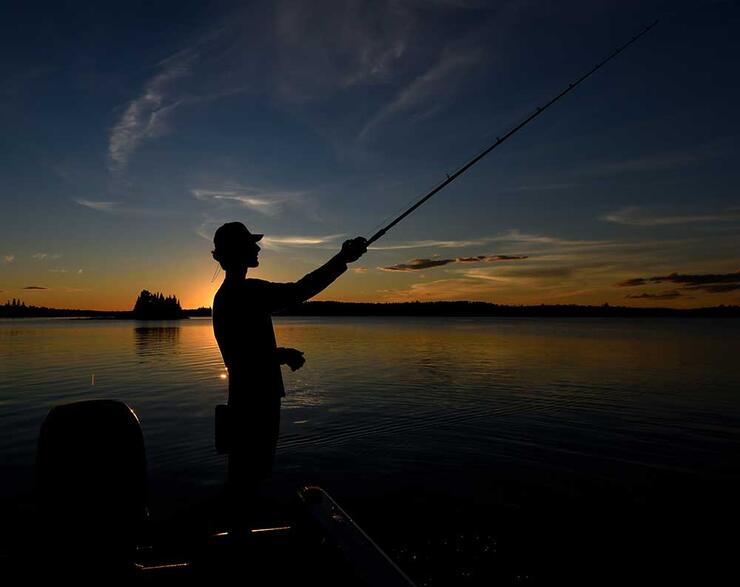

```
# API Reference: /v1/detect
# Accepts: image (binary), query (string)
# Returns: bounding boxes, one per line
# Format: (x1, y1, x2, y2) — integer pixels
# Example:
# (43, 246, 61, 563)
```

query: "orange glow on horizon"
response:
(5, 253, 739, 311)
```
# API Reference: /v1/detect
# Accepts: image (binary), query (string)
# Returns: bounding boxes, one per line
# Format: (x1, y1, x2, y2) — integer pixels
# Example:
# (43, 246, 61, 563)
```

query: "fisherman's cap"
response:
(213, 222, 263, 251)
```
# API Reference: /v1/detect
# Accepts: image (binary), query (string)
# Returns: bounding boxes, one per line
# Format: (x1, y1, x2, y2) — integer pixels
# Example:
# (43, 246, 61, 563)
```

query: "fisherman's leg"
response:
(226, 450, 260, 533)
(225, 394, 281, 529)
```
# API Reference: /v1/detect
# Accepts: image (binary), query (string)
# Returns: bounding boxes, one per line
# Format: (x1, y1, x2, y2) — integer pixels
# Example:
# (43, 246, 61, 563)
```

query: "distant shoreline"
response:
(2, 301, 739, 319)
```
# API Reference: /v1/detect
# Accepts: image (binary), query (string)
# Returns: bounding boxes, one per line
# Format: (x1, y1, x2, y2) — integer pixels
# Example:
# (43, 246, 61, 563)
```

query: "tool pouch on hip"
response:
(215, 404, 231, 454)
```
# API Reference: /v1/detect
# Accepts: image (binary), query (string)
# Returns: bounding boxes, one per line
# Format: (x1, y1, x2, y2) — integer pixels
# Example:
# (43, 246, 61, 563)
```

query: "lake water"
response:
(2, 316, 740, 583)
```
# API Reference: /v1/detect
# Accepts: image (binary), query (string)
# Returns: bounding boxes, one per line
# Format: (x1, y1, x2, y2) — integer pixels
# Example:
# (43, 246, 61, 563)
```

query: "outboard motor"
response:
(36, 400, 148, 573)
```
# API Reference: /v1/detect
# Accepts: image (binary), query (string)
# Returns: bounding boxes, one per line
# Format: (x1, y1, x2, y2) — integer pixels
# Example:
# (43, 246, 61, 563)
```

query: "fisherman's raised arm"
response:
(260, 237, 367, 312)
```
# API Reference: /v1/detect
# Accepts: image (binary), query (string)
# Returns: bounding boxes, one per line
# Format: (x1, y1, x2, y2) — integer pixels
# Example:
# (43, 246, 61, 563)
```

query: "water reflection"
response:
(2, 317, 740, 511)
(134, 326, 181, 358)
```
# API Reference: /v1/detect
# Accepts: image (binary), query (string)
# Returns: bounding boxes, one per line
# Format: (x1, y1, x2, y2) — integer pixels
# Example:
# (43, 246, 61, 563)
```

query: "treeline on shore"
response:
(1, 294, 210, 319)
(278, 301, 740, 317)
(3, 298, 740, 319)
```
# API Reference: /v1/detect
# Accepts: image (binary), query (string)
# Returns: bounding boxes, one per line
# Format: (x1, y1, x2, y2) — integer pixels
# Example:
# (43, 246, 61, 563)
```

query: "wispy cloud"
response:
(466, 266, 574, 280)
(192, 186, 309, 217)
(358, 45, 480, 141)
(372, 231, 740, 297)
(489, 230, 609, 248)
(381, 254, 527, 271)
(49, 268, 68, 273)
(102, 1, 488, 176)
(106, 21, 268, 177)
(458, 254, 527, 263)
(74, 199, 177, 219)
(75, 199, 120, 212)
(372, 238, 491, 250)
(382, 258, 454, 271)
(602, 206, 740, 227)
(625, 291, 683, 300)
(379, 277, 507, 302)
(371, 227, 739, 305)
(581, 146, 718, 177)
(617, 270, 740, 293)
(262, 234, 344, 248)
(618, 278, 649, 287)
(108, 49, 197, 174)
(374, 231, 611, 252)
(31, 253, 61, 261)
(3, 255, 14, 264)
(274, 0, 413, 102)
(387, 231, 608, 250)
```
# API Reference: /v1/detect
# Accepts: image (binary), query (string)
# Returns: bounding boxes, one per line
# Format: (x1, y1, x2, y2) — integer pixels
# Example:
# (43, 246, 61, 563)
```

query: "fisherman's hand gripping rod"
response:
(364, 20, 659, 247)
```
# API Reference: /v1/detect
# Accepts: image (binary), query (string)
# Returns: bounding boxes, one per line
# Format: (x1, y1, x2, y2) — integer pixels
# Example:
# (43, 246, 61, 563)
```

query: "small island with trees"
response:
(132, 290, 185, 320)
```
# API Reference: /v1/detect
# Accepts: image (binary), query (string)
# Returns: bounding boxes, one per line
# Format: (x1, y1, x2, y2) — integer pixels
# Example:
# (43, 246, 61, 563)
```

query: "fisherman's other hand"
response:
(340, 237, 368, 263)
(283, 348, 305, 371)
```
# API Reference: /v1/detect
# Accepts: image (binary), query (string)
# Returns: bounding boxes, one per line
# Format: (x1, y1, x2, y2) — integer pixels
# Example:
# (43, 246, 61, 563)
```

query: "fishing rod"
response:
(365, 20, 659, 246)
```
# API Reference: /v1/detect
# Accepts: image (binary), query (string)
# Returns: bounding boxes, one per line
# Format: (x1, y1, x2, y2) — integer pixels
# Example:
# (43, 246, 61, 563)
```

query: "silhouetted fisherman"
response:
(211, 222, 366, 519)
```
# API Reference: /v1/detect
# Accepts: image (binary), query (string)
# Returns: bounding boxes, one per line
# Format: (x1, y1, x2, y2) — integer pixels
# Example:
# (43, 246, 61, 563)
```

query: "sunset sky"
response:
(2, 0, 739, 310)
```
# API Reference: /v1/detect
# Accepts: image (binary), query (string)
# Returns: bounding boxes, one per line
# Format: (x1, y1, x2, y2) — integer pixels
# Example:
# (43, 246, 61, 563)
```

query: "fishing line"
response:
(210, 262, 222, 283)
(364, 20, 659, 247)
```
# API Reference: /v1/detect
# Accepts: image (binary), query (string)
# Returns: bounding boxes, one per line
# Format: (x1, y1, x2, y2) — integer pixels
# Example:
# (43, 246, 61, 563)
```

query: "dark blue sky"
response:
(1, 0, 738, 308)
